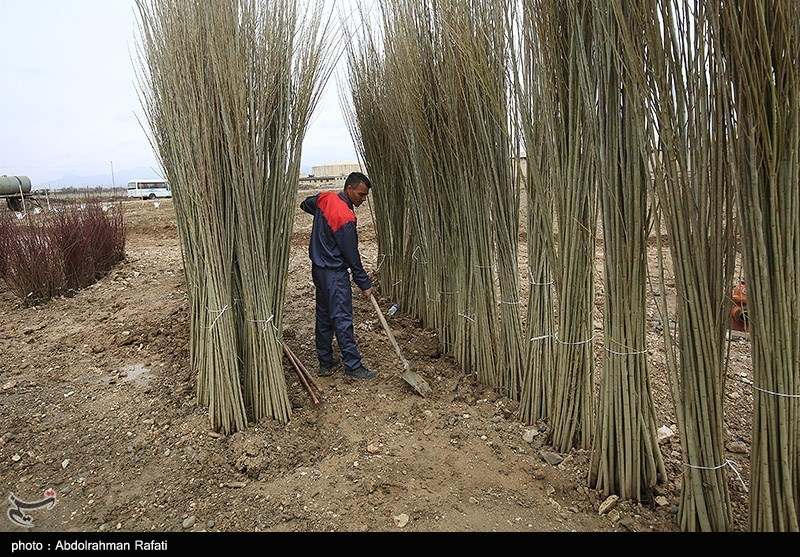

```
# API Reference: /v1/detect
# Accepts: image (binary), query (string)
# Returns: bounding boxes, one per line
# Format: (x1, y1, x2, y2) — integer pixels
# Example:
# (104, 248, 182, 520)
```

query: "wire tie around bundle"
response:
(605, 347, 648, 355)
(376, 253, 392, 273)
(605, 339, 648, 355)
(250, 314, 277, 333)
(207, 305, 230, 331)
(529, 269, 553, 286)
(555, 335, 596, 346)
(683, 459, 748, 493)
(752, 386, 800, 398)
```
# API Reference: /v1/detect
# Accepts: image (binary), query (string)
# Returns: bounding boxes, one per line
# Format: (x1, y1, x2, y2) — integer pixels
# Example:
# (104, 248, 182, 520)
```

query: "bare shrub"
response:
(0, 201, 126, 305)
(0, 215, 64, 304)
(49, 207, 95, 292)
(84, 203, 125, 277)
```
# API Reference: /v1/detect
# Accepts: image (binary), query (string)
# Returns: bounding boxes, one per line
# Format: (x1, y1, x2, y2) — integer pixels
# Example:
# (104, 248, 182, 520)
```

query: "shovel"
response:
(369, 294, 432, 397)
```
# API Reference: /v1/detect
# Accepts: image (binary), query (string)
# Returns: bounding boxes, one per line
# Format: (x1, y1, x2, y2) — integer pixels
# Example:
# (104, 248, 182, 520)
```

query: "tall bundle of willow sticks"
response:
(136, 0, 331, 433)
(480, 2, 525, 400)
(615, 0, 736, 530)
(588, 0, 666, 501)
(523, 0, 598, 451)
(344, 3, 437, 332)
(346, 0, 523, 395)
(347, 0, 800, 531)
(352, 0, 466, 367)
(515, 0, 557, 424)
(443, 0, 523, 397)
(717, 1, 800, 532)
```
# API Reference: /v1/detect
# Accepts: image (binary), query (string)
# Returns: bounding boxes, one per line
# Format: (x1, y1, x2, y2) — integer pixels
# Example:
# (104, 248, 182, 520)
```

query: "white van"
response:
(127, 179, 172, 200)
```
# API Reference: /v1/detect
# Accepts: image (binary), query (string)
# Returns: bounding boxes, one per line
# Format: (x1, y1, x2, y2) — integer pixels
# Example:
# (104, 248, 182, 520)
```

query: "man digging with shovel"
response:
(300, 172, 378, 381)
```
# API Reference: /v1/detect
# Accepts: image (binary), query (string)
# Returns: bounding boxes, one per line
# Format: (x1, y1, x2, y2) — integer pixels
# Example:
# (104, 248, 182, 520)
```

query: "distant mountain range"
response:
(35, 167, 165, 189)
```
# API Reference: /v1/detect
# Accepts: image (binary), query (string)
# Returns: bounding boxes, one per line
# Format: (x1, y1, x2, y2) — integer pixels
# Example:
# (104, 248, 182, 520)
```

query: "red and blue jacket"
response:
(300, 191, 372, 291)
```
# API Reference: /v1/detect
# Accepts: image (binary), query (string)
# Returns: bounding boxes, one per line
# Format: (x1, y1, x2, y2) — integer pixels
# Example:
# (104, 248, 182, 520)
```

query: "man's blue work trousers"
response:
(312, 265, 362, 371)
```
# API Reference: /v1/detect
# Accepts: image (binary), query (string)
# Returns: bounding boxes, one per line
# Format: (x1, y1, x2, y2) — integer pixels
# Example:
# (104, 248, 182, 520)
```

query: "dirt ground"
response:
(0, 193, 754, 534)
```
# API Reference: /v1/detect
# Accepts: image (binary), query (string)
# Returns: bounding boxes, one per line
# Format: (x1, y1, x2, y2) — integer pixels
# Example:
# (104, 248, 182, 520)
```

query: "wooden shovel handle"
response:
(369, 294, 406, 365)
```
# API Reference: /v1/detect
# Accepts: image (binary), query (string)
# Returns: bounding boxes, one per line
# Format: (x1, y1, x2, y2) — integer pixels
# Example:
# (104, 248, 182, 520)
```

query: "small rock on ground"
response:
(599, 495, 619, 515)
(540, 451, 564, 466)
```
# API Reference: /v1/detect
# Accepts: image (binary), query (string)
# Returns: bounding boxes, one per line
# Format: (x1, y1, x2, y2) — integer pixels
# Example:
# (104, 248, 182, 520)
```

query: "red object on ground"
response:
(731, 280, 749, 332)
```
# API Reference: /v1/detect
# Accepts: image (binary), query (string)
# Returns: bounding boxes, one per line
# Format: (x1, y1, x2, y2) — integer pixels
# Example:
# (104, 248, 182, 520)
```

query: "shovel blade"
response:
(402, 369, 432, 397)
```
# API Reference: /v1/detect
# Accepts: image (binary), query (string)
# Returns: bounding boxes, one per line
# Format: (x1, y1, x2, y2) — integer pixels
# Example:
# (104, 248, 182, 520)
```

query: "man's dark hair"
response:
(345, 171, 371, 190)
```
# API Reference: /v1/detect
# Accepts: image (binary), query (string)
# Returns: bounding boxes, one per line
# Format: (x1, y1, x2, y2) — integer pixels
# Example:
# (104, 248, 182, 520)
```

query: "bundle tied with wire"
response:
(615, 0, 736, 531)
(345, 0, 523, 396)
(587, 0, 666, 501)
(718, 0, 800, 532)
(136, 0, 332, 433)
(514, 0, 557, 426)
(521, 0, 598, 451)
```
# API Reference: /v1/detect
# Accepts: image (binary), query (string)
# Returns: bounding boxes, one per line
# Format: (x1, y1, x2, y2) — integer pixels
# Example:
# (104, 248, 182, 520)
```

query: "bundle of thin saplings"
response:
(515, 0, 556, 429)
(515, 0, 598, 453)
(516, 0, 668, 502)
(612, 0, 736, 531)
(718, 1, 800, 532)
(136, 0, 331, 433)
(585, 0, 666, 502)
(650, 1, 737, 532)
(346, 0, 798, 532)
(345, 0, 524, 396)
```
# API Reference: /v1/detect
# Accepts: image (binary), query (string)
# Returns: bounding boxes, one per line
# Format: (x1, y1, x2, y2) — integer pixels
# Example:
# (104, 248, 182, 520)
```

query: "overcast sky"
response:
(0, 0, 358, 185)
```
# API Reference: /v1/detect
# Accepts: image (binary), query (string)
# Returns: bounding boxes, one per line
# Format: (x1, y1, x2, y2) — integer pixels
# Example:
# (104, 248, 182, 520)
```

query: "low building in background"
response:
(299, 161, 363, 190)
